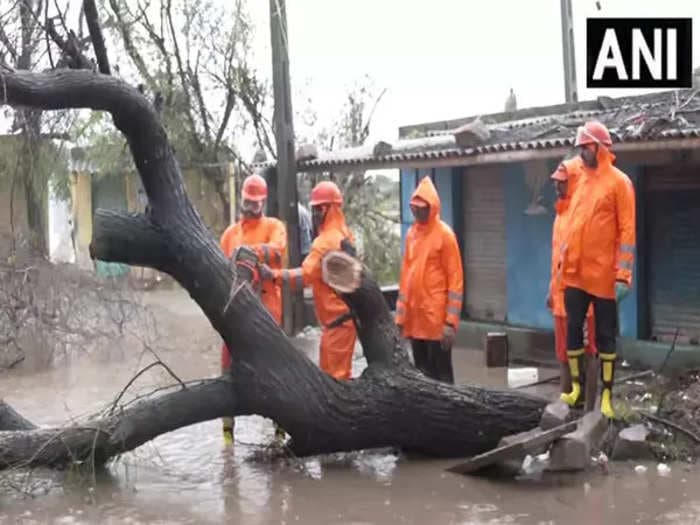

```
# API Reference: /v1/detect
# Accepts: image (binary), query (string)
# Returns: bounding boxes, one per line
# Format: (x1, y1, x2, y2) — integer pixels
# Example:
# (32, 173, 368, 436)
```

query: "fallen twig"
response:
(109, 360, 186, 415)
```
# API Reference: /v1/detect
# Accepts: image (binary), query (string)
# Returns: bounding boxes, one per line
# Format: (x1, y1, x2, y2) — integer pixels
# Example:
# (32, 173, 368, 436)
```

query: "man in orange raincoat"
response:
(560, 121, 636, 419)
(395, 176, 464, 384)
(219, 173, 287, 444)
(261, 180, 358, 381)
(548, 158, 598, 410)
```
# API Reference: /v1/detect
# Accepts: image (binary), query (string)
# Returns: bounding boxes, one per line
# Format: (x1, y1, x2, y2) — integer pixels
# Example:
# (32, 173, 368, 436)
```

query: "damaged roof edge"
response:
(398, 88, 689, 138)
(253, 134, 700, 173)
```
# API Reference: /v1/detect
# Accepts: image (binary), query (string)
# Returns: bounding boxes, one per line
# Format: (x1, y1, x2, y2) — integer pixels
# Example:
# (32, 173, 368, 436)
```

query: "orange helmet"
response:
(309, 180, 343, 206)
(575, 121, 612, 147)
(241, 174, 267, 202)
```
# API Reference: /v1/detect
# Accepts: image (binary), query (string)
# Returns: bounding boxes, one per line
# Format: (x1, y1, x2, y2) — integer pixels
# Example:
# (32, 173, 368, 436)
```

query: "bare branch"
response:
(83, 0, 111, 74)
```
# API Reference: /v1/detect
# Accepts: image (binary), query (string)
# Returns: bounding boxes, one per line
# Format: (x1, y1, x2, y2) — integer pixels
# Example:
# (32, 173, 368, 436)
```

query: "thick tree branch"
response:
(0, 68, 546, 466)
(90, 211, 172, 269)
(0, 378, 236, 468)
(83, 0, 111, 75)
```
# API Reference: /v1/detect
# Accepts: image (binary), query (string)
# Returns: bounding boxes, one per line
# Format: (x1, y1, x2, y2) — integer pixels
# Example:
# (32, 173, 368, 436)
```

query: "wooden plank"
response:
(446, 420, 578, 475)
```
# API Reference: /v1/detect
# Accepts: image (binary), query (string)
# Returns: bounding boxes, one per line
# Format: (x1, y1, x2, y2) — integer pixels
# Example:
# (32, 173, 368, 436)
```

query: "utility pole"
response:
(269, 0, 302, 335)
(560, 0, 578, 103)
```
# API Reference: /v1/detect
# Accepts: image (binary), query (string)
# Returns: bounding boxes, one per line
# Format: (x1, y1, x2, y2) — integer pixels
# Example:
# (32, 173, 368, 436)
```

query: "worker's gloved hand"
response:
(615, 282, 630, 303)
(546, 293, 552, 310)
(441, 324, 456, 350)
(259, 263, 273, 281)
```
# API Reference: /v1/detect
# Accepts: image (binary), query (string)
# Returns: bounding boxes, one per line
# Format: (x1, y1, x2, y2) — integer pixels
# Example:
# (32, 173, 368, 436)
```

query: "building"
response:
(258, 89, 700, 369)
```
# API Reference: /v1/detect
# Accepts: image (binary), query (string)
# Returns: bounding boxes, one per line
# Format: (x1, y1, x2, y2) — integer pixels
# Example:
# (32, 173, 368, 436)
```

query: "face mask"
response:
(312, 205, 327, 236)
(411, 205, 429, 224)
(580, 146, 598, 168)
(555, 180, 568, 199)
(242, 199, 264, 218)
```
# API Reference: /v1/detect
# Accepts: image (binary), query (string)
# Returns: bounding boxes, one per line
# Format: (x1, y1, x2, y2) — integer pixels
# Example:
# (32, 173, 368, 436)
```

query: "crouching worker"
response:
(219, 174, 287, 445)
(260, 180, 358, 380)
(395, 176, 464, 384)
(548, 159, 597, 411)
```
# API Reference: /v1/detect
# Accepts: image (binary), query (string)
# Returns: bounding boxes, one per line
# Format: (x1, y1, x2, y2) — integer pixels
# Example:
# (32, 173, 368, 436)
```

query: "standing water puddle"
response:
(1, 289, 699, 524)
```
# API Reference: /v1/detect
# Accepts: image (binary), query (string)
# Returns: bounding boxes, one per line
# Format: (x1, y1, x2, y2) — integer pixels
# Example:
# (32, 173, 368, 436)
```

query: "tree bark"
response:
(0, 69, 546, 469)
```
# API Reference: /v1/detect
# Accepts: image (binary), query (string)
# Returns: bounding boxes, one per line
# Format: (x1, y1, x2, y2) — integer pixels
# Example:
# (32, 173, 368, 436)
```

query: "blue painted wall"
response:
(398, 159, 644, 339)
(503, 161, 559, 330)
(615, 164, 641, 339)
(434, 168, 455, 228)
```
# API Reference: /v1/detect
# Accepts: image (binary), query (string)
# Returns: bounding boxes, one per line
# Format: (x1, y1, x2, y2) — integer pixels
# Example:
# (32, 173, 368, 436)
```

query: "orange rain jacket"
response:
(561, 147, 636, 300)
(272, 205, 357, 380)
(220, 215, 287, 324)
(396, 176, 464, 341)
(549, 158, 593, 319)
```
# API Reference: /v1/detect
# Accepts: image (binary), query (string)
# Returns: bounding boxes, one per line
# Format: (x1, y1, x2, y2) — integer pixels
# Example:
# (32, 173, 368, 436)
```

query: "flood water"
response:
(2, 289, 700, 525)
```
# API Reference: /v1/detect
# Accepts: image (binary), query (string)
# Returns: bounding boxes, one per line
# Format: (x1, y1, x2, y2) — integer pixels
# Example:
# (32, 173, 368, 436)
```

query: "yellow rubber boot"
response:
(222, 417, 234, 446)
(560, 349, 584, 407)
(600, 352, 617, 419)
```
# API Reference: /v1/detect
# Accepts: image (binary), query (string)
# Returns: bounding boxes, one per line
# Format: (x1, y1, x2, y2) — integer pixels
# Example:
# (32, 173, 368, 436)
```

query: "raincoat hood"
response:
(555, 157, 585, 215)
(320, 204, 354, 242)
(411, 176, 441, 227)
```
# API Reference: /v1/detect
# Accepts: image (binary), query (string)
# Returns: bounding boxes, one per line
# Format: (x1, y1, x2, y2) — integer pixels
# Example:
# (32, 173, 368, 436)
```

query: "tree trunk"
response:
(0, 69, 546, 470)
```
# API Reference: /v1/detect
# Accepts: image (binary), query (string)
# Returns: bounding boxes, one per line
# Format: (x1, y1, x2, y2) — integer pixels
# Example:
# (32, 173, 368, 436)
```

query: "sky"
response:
(244, 0, 700, 149)
(1, 0, 699, 162)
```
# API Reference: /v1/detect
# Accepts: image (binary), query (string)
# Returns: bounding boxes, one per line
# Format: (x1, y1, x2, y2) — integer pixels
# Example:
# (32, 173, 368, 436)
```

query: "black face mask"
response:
(312, 205, 327, 237)
(580, 145, 599, 168)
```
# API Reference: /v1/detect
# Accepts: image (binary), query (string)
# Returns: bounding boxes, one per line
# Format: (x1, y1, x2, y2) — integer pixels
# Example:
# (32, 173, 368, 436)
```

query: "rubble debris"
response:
(548, 411, 608, 471)
(453, 117, 491, 147)
(295, 143, 318, 161)
(612, 424, 653, 461)
(447, 421, 577, 475)
(540, 400, 571, 431)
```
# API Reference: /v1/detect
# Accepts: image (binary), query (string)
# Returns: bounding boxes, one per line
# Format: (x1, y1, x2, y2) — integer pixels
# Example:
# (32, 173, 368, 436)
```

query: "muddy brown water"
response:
(2, 289, 699, 524)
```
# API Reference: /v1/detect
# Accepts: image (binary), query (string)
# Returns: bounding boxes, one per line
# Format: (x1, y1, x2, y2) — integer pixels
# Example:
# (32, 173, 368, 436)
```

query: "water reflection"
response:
(2, 289, 700, 524)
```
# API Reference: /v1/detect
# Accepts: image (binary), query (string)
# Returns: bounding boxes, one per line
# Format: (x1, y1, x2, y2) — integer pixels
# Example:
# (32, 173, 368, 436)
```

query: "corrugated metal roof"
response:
(254, 89, 700, 171)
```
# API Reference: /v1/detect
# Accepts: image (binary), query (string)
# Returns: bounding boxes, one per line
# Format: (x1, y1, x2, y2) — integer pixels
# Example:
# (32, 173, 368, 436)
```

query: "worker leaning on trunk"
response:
(260, 180, 359, 381)
(560, 121, 636, 419)
(219, 174, 287, 445)
(395, 176, 464, 384)
(548, 157, 598, 410)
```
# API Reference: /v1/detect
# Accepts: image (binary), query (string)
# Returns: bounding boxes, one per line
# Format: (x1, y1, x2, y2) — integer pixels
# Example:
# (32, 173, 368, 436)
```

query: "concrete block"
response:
(485, 332, 508, 368)
(540, 400, 570, 431)
(612, 424, 653, 461)
(548, 411, 609, 471)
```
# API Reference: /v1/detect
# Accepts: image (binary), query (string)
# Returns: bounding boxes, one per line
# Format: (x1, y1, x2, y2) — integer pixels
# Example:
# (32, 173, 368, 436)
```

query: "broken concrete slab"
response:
(499, 427, 550, 457)
(548, 410, 609, 471)
(540, 400, 570, 431)
(612, 424, 653, 461)
(447, 421, 577, 475)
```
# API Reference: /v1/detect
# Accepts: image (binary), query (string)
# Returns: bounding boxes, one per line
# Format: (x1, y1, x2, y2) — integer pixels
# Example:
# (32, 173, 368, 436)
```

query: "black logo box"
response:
(586, 18, 693, 88)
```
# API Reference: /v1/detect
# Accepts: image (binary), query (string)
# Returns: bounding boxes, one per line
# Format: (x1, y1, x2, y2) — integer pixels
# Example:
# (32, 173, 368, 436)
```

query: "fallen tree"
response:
(0, 67, 546, 469)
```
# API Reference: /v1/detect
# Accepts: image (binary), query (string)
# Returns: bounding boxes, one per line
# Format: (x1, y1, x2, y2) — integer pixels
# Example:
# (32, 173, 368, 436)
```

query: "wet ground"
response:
(2, 288, 700, 525)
